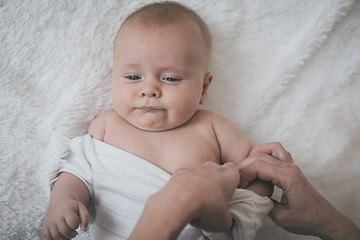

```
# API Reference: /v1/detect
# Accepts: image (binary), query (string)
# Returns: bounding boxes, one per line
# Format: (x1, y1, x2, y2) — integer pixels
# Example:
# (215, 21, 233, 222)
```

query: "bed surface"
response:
(1, 0, 359, 239)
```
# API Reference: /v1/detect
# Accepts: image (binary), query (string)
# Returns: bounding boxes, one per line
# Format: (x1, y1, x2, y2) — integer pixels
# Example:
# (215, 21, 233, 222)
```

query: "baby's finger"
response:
(58, 218, 78, 239)
(42, 225, 53, 240)
(48, 225, 67, 240)
(78, 203, 90, 232)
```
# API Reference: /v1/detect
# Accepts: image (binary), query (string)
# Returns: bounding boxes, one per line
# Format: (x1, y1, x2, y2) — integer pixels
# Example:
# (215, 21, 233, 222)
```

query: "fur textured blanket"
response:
(1, 0, 359, 239)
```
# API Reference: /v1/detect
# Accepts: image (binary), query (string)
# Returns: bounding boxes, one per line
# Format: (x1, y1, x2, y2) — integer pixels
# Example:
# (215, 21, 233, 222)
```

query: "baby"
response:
(43, 2, 274, 240)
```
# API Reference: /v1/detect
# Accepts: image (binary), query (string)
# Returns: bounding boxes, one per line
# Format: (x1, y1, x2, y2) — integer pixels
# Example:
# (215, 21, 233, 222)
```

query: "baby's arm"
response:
(245, 179, 273, 197)
(42, 172, 91, 240)
(43, 112, 110, 239)
(210, 112, 273, 197)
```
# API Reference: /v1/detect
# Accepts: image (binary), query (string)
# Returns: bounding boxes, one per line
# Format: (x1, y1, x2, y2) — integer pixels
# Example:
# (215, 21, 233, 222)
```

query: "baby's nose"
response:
(141, 85, 161, 98)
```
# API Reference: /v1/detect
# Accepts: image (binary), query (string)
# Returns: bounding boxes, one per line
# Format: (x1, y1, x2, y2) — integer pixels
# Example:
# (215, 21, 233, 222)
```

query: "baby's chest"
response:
(106, 130, 220, 174)
(154, 137, 220, 173)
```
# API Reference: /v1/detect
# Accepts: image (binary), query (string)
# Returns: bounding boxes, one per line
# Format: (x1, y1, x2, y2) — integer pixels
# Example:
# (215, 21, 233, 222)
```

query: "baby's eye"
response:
(126, 75, 141, 81)
(163, 77, 180, 82)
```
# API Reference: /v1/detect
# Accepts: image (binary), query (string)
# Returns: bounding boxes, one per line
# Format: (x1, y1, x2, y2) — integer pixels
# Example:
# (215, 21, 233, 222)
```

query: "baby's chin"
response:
(130, 123, 179, 132)
(128, 118, 188, 132)
(124, 119, 171, 132)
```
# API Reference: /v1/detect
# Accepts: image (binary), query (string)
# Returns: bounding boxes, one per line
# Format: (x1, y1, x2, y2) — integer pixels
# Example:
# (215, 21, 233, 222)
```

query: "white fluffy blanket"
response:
(1, 0, 359, 239)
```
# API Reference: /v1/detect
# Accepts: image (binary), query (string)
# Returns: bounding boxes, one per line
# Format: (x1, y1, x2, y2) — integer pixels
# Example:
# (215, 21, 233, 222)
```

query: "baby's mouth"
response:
(138, 106, 164, 111)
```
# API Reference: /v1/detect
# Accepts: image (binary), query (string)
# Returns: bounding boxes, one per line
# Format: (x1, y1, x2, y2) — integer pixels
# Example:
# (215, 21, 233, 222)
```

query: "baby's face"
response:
(111, 20, 211, 131)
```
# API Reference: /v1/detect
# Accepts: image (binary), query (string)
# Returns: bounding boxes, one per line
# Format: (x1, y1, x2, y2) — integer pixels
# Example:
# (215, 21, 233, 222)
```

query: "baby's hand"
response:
(42, 199, 89, 240)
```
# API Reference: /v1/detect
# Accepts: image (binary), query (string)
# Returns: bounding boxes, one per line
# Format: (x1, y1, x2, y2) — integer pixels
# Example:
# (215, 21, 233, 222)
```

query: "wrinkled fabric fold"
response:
(61, 134, 273, 240)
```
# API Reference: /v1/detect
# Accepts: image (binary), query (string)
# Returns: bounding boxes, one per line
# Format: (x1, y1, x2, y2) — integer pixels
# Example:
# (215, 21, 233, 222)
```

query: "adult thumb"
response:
(269, 200, 288, 227)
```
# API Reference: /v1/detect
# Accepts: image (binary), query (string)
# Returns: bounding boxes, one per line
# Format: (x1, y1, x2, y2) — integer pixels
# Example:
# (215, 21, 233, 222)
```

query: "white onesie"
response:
(61, 134, 273, 240)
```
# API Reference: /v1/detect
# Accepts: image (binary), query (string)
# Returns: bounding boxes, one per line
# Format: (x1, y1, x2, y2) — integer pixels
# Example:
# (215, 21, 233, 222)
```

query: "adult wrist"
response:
(319, 212, 360, 240)
(155, 181, 203, 222)
(129, 195, 181, 240)
(135, 189, 200, 239)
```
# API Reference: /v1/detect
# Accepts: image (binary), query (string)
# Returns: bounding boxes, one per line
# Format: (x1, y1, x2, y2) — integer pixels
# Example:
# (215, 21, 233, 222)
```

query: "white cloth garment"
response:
(61, 134, 273, 240)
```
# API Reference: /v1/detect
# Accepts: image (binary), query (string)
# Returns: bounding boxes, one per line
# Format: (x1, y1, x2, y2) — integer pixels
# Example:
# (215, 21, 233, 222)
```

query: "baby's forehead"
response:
(117, 18, 211, 57)
(114, 20, 211, 72)
(116, 20, 206, 57)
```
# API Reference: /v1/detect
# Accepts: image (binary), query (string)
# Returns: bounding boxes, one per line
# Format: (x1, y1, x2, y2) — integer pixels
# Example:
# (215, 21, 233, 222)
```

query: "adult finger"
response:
(269, 200, 289, 226)
(269, 198, 312, 235)
(250, 142, 293, 163)
(221, 162, 240, 192)
(238, 150, 285, 172)
(238, 154, 291, 189)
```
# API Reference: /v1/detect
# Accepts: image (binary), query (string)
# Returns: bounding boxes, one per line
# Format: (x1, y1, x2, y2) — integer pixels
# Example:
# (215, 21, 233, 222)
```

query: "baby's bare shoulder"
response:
(88, 110, 117, 141)
(192, 110, 236, 135)
(195, 110, 230, 124)
(195, 109, 219, 119)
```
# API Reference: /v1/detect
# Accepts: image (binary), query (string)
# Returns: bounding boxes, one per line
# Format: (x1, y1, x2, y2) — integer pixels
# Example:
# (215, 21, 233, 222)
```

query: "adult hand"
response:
(129, 161, 239, 240)
(238, 142, 360, 240)
(168, 161, 240, 232)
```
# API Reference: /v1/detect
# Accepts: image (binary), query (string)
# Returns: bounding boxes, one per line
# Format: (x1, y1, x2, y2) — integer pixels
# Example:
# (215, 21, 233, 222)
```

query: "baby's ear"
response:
(200, 72, 213, 104)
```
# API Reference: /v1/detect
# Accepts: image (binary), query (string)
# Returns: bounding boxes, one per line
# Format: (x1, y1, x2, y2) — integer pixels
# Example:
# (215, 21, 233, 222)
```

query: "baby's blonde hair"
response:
(117, 1, 212, 64)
